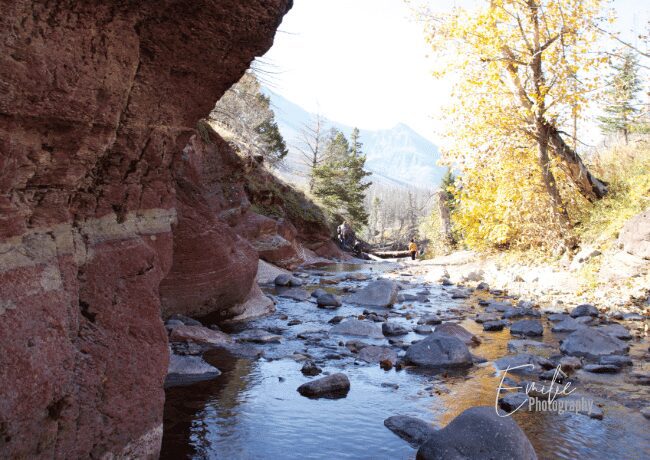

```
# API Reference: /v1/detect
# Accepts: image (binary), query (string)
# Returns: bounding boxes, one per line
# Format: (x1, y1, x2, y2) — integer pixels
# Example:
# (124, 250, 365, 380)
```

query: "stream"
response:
(161, 261, 649, 459)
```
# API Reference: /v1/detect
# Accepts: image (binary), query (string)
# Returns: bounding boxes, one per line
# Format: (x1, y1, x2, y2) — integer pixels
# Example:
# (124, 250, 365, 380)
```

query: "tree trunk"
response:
(538, 123, 574, 247)
(546, 123, 608, 200)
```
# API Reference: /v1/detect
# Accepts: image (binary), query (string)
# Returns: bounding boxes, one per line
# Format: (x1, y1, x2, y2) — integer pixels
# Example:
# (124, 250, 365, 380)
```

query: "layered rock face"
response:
(0, 1, 292, 458)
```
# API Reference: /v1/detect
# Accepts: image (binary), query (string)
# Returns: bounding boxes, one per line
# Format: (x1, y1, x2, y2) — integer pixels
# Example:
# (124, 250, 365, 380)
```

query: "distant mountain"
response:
(263, 88, 445, 190)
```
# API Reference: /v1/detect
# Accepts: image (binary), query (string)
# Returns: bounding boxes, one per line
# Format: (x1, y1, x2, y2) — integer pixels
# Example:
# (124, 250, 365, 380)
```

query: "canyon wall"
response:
(0, 1, 292, 458)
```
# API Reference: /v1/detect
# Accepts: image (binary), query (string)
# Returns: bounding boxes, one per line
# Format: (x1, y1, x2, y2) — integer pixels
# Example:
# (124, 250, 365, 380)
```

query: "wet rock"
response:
(417, 289, 431, 295)
(583, 364, 620, 374)
(474, 313, 500, 324)
(547, 313, 570, 322)
(169, 325, 233, 346)
(397, 293, 418, 303)
(416, 406, 537, 460)
(404, 334, 473, 369)
(165, 354, 221, 387)
(483, 320, 506, 332)
(274, 274, 303, 287)
(358, 346, 398, 365)
(301, 361, 322, 376)
(640, 407, 650, 420)
(297, 373, 350, 398)
(507, 340, 553, 354)
(476, 282, 490, 290)
(381, 382, 400, 390)
(414, 325, 433, 335)
(345, 279, 398, 307)
(560, 328, 629, 360)
(317, 293, 342, 309)
(434, 323, 480, 345)
(494, 354, 553, 375)
(450, 288, 470, 299)
(598, 355, 632, 367)
(165, 319, 185, 332)
(384, 415, 436, 448)
(627, 372, 650, 385)
(287, 319, 302, 326)
(382, 322, 409, 336)
(347, 272, 371, 281)
(503, 307, 540, 319)
(330, 319, 384, 338)
(570, 304, 599, 318)
(551, 318, 586, 333)
(311, 288, 328, 298)
(168, 314, 203, 327)
(237, 329, 282, 344)
(441, 278, 454, 286)
(622, 313, 645, 321)
(328, 316, 344, 324)
(276, 288, 310, 301)
(345, 340, 370, 353)
(485, 301, 512, 313)
(559, 356, 582, 371)
(418, 315, 442, 325)
(490, 289, 505, 296)
(498, 392, 530, 413)
(598, 323, 632, 340)
(510, 320, 543, 337)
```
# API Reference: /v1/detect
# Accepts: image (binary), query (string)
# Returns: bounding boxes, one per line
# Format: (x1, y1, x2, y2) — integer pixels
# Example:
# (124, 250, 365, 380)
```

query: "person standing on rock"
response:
(409, 238, 418, 260)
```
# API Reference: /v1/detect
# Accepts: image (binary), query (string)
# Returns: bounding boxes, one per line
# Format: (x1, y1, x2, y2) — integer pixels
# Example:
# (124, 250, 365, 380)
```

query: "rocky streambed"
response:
(161, 261, 650, 459)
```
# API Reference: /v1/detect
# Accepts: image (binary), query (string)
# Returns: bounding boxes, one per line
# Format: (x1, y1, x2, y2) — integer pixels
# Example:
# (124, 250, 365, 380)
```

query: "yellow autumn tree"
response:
(422, 0, 610, 251)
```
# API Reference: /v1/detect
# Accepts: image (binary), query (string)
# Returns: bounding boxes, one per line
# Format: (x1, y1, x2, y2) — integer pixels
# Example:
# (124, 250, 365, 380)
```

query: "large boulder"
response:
(618, 208, 650, 259)
(297, 373, 350, 398)
(434, 323, 480, 345)
(404, 334, 473, 369)
(384, 415, 436, 447)
(560, 328, 629, 360)
(345, 279, 398, 307)
(416, 406, 537, 460)
(329, 319, 384, 338)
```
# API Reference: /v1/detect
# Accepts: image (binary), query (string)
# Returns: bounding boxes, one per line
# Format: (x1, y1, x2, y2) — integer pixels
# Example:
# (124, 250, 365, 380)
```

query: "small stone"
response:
(317, 293, 342, 308)
(301, 360, 322, 376)
(414, 325, 433, 334)
(382, 322, 409, 336)
(583, 364, 620, 374)
(297, 373, 350, 398)
(483, 320, 506, 331)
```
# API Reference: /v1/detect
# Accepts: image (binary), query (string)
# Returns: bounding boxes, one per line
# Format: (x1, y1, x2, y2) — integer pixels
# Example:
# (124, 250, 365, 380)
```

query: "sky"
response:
(261, 0, 649, 145)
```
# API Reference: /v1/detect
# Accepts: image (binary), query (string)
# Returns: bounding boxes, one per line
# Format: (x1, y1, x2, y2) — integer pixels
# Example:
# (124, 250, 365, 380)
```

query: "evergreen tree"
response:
(312, 128, 372, 230)
(210, 72, 288, 166)
(599, 51, 642, 143)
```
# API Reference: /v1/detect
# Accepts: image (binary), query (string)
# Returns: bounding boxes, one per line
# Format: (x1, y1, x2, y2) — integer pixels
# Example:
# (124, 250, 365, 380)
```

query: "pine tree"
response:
(312, 128, 372, 230)
(210, 72, 288, 166)
(599, 51, 642, 143)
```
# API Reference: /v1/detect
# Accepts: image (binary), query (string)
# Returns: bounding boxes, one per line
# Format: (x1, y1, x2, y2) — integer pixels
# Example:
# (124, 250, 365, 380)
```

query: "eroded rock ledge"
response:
(0, 1, 292, 458)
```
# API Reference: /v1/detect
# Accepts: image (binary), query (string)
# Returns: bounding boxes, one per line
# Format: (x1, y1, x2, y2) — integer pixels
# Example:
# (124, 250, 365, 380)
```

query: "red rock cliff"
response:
(0, 1, 292, 458)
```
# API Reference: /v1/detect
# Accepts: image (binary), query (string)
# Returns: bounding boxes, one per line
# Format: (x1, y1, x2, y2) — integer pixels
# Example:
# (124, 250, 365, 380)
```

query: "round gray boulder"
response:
(560, 327, 629, 360)
(416, 406, 537, 460)
(404, 334, 473, 369)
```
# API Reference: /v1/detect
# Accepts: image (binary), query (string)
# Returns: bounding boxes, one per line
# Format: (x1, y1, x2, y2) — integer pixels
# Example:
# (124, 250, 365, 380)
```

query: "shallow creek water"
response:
(162, 262, 649, 459)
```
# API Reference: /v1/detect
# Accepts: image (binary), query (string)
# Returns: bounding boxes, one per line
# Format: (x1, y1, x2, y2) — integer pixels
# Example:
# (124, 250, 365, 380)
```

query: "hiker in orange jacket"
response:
(408, 238, 418, 260)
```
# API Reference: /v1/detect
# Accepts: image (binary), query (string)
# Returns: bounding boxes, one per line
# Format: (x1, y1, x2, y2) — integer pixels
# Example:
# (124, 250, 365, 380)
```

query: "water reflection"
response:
(162, 265, 650, 459)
